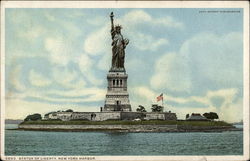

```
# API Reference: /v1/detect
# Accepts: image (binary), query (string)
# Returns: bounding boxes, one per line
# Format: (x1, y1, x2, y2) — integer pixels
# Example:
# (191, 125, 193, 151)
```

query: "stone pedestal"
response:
(104, 69, 131, 112)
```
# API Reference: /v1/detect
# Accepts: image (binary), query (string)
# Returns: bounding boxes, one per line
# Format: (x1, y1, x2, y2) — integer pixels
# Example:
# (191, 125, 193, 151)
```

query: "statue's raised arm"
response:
(110, 12, 115, 40)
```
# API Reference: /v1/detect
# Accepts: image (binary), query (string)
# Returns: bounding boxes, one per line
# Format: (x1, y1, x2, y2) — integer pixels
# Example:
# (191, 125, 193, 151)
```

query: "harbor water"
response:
(5, 124, 243, 156)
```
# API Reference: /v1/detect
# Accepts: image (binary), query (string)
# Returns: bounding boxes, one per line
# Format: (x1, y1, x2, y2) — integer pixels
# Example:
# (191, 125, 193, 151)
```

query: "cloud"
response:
(52, 66, 86, 89)
(83, 25, 110, 55)
(44, 87, 105, 104)
(132, 86, 202, 107)
(77, 54, 103, 86)
(6, 83, 106, 114)
(97, 51, 112, 71)
(151, 39, 169, 50)
(6, 98, 52, 119)
(150, 52, 191, 92)
(133, 86, 156, 102)
(219, 98, 242, 123)
(169, 97, 242, 123)
(65, 10, 85, 19)
(122, 10, 184, 29)
(57, 20, 82, 39)
(155, 16, 184, 29)
(44, 12, 56, 22)
(180, 32, 243, 87)
(131, 33, 169, 51)
(43, 10, 82, 37)
(87, 16, 106, 26)
(29, 69, 52, 87)
(119, 10, 174, 51)
(122, 10, 151, 25)
(7, 9, 31, 25)
(8, 65, 26, 92)
(206, 88, 238, 106)
(44, 36, 71, 65)
(18, 26, 46, 40)
(151, 32, 243, 93)
(78, 54, 93, 71)
(83, 22, 112, 71)
(45, 87, 106, 102)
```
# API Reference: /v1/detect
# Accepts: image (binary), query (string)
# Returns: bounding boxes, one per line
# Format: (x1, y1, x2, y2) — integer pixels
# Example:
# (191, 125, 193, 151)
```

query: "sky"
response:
(5, 8, 243, 122)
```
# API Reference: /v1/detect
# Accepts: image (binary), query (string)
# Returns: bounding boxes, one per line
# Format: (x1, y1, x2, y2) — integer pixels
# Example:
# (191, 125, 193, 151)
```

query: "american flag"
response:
(157, 93, 163, 102)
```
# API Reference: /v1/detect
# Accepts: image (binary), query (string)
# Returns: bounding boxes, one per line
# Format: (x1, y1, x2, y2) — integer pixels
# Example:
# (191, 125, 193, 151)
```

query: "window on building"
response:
(120, 80, 122, 85)
(116, 79, 119, 86)
(113, 80, 115, 86)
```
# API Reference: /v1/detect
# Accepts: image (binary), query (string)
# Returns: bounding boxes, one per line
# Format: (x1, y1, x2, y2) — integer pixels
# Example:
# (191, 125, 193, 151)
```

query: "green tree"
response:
(65, 109, 73, 112)
(136, 105, 147, 112)
(186, 114, 190, 119)
(24, 113, 42, 121)
(203, 112, 219, 120)
(151, 104, 163, 112)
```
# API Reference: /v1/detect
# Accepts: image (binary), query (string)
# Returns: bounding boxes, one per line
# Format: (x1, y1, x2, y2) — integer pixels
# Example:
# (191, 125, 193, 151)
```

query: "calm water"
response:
(5, 124, 243, 156)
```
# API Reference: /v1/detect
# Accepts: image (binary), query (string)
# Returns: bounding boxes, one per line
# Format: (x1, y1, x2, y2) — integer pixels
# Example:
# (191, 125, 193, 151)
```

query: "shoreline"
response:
(15, 124, 241, 133)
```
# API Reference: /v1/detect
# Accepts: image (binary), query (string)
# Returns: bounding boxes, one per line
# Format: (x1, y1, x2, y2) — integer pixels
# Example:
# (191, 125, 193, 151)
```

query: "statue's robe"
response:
(111, 31, 125, 69)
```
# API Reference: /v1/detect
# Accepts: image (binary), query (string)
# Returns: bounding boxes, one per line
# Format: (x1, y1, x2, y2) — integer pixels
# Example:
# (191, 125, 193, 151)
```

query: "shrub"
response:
(151, 104, 163, 112)
(136, 105, 147, 112)
(24, 113, 42, 121)
(203, 112, 219, 120)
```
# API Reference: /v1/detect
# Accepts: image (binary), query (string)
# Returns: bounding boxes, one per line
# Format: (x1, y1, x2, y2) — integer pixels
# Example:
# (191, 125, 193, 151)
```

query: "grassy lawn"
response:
(20, 120, 232, 126)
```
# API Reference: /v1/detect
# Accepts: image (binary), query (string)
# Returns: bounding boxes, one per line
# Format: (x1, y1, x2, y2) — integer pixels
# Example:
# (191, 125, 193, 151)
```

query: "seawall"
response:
(17, 124, 239, 132)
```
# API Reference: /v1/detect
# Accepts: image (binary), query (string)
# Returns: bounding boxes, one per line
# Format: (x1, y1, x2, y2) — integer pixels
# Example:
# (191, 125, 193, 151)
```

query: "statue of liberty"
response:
(110, 12, 129, 70)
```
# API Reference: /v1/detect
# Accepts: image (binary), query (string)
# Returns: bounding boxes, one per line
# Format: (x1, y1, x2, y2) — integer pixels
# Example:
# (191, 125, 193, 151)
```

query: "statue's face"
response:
(116, 28, 121, 33)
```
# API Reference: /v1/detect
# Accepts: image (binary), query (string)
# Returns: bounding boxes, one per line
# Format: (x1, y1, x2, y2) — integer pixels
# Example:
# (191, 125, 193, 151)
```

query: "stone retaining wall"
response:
(18, 124, 178, 132)
(120, 112, 145, 120)
(18, 124, 236, 132)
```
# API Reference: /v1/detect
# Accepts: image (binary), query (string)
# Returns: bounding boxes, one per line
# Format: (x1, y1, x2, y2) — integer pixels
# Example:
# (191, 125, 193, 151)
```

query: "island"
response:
(17, 119, 239, 133)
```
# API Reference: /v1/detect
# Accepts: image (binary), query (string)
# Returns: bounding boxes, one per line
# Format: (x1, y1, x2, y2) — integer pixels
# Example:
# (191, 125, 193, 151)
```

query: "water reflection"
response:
(102, 132, 132, 155)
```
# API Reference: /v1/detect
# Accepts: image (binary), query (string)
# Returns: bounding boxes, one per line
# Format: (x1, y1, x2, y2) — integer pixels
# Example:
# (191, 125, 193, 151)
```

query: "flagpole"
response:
(162, 97, 163, 106)
(162, 94, 164, 112)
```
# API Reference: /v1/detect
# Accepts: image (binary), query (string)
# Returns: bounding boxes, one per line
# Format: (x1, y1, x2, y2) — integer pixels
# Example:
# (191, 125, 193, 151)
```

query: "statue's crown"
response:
(115, 25, 122, 29)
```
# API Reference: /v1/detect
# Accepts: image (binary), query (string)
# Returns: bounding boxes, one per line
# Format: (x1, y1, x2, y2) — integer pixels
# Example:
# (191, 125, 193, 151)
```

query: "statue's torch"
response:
(110, 12, 114, 31)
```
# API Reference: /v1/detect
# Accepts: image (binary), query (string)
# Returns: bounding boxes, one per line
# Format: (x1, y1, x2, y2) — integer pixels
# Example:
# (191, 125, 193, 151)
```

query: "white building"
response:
(56, 112, 73, 121)
(44, 112, 57, 120)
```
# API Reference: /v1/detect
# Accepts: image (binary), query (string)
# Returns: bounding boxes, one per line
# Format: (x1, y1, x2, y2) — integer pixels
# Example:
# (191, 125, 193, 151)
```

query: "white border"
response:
(1, 1, 6, 159)
(1, 1, 249, 161)
(0, 1, 249, 8)
(243, 2, 250, 159)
